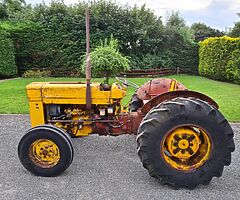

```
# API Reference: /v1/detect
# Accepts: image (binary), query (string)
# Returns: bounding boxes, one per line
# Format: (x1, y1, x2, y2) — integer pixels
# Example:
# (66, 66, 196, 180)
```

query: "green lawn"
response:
(0, 75, 240, 121)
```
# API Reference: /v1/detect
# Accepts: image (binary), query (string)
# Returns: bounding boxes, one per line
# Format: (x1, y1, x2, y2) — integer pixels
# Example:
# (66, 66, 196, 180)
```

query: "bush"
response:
(6, 22, 59, 74)
(0, 30, 17, 77)
(22, 70, 51, 78)
(81, 37, 130, 83)
(0, 21, 71, 76)
(199, 36, 240, 81)
(226, 49, 240, 84)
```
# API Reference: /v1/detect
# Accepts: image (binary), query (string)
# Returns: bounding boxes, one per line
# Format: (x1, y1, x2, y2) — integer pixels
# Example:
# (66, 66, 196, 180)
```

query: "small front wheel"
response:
(18, 125, 74, 177)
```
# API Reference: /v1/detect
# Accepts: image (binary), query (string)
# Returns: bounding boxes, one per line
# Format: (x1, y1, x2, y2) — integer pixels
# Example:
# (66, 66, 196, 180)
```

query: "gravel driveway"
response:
(0, 115, 239, 200)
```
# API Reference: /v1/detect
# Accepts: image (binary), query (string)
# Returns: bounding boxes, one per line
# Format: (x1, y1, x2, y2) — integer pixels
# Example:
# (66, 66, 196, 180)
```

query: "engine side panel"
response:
(27, 82, 126, 105)
(26, 82, 126, 135)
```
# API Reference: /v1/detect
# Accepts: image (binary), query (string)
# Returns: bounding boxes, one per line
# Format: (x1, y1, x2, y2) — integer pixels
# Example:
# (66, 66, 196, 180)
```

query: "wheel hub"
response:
(167, 128, 200, 159)
(162, 126, 211, 171)
(178, 139, 189, 149)
(29, 139, 60, 168)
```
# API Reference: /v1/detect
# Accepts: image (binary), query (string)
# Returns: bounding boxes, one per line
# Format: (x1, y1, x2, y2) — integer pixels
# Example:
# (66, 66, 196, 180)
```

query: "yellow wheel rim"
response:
(29, 139, 60, 168)
(162, 126, 212, 171)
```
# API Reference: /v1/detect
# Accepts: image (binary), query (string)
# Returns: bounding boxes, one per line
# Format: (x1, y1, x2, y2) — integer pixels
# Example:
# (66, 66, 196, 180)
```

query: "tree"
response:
(229, 13, 240, 37)
(0, 1, 7, 19)
(165, 11, 186, 29)
(0, 0, 202, 75)
(0, 0, 26, 19)
(162, 11, 198, 73)
(81, 36, 130, 84)
(191, 22, 224, 42)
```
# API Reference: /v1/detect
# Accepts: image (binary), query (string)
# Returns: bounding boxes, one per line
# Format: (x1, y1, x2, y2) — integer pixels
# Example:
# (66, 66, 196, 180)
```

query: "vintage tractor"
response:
(18, 9, 235, 189)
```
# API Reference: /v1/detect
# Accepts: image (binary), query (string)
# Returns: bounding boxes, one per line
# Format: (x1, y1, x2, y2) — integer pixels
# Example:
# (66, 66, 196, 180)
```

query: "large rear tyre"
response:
(137, 97, 235, 189)
(18, 125, 74, 177)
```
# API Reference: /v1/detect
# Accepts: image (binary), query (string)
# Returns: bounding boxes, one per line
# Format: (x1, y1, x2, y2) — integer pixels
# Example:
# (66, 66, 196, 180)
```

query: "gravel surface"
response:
(0, 115, 239, 200)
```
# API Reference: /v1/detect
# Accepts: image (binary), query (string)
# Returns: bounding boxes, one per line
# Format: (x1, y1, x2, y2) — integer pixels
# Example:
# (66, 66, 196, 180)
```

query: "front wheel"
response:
(137, 97, 235, 189)
(18, 125, 74, 177)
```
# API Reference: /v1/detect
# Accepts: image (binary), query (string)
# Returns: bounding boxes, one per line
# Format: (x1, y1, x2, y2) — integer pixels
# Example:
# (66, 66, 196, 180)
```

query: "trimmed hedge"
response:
(5, 22, 60, 73)
(226, 49, 240, 84)
(0, 21, 81, 76)
(0, 30, 17, 77)
(199, 36, 240, 82)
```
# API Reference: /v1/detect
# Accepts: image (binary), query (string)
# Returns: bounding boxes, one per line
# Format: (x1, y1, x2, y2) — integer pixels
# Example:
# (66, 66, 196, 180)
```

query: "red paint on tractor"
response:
(141, 90, 219, 115)
(94, 112, 144, 135)
(136, 78, 187, 100)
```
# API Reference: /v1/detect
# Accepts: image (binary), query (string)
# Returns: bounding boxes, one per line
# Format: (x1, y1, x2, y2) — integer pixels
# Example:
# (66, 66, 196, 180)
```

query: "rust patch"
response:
(136, 78, 187, 100)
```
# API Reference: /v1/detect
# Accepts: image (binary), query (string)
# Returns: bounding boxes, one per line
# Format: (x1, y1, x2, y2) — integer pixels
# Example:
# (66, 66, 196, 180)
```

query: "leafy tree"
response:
(163, 11, 198, 73)
(0, 0, 202, 75)
(229, 22, 240, 37)
(191, 22, 224, 42)
(127, 5, 164, 56)
(0, 0, 27, 19)
(165, 11, 186, 29)
(0, 1, 7, 19)
(81, 36, 130, 83)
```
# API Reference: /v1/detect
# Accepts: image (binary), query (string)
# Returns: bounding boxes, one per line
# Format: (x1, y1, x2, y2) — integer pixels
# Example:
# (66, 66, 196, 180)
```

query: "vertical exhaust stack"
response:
(85, 7, 92, 109)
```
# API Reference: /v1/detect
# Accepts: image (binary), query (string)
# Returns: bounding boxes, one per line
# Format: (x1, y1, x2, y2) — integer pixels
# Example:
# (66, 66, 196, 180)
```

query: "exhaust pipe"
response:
(85, 7, 92, 109)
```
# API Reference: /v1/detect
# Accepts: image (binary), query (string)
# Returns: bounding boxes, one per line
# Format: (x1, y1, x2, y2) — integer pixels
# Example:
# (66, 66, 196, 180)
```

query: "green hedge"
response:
(0, 29, 17, 77)
(226, 49, 240, 84)
(3, 22, 58, 73)
(199, 36, 240, 82)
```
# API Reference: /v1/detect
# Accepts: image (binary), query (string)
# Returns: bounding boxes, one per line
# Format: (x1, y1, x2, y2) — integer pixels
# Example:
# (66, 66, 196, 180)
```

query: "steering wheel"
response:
(116, 77, 139, 89)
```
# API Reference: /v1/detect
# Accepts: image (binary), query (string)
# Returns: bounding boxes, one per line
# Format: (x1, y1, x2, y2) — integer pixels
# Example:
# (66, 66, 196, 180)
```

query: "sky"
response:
(25, 0, 240, 31)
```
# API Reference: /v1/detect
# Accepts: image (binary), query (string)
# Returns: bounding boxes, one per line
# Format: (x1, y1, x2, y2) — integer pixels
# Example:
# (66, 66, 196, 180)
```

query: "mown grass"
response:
(0, 75, 240, 121)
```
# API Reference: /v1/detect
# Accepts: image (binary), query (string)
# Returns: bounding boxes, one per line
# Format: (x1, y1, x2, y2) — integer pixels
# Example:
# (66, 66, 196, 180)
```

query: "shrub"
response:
(199, 36, 240, 81)
(0, 30, 17, 77)
(22, 70, 51, 78)
(226, 49, 240, 84)
(81, 37, 130, 83)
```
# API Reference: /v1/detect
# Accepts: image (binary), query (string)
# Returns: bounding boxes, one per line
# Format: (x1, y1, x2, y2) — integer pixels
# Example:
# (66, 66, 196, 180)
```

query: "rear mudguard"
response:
(140, 90, 219, 115)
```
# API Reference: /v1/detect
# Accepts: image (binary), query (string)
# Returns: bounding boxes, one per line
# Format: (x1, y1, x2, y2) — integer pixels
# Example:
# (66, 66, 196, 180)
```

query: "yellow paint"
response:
(50, 109, 93, 137)
(162, 126, 211, 171)
(111, 83, 127, 98)
(29, 139, 60, 168)
(26, 81, 126, 136)
(28, 102, 45, 127)
(178, 139, 189, 150)
(169, 79, 177, 91)
(27, 82, 125, 105)
(66, 108, 92, 137)
(166, 128, 200, 159)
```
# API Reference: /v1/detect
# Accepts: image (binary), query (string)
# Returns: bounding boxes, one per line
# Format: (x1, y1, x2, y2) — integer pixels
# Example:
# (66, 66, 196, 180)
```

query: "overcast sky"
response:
(25, 0, 240, 31)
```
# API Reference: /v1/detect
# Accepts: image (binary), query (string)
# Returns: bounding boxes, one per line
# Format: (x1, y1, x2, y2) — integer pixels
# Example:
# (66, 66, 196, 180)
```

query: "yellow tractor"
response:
(18, 9, 235, 189)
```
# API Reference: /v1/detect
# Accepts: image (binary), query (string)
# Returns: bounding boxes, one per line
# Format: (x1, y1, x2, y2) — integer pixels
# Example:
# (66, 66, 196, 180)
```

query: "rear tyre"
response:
(137, 97, 235, 189)
(18, 125, 73, 177)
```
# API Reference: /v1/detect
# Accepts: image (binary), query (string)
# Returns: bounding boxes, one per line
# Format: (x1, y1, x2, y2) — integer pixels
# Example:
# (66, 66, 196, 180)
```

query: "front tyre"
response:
(137, 97, 235, 189)
(18, 125, 73, 177)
